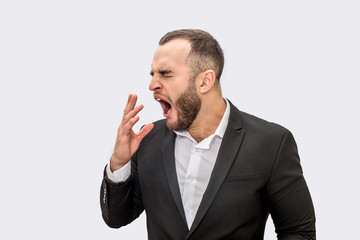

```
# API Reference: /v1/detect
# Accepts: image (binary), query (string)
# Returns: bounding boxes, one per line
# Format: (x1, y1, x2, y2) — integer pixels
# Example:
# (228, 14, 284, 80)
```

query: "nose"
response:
(149, 75, 161, 92)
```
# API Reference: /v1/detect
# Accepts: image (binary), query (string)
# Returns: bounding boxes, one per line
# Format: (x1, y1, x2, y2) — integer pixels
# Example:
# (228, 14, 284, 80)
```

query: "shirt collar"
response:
(213, 98, 230, 138)
(174, 98, 230, 148)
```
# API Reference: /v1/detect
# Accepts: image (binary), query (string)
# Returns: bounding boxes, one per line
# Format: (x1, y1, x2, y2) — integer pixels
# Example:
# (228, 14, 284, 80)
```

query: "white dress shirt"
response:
(106, 98, 230, 229)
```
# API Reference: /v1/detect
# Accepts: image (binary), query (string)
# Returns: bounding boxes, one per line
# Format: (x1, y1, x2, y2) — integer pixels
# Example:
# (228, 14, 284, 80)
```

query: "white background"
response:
(1, 1, 359, 239)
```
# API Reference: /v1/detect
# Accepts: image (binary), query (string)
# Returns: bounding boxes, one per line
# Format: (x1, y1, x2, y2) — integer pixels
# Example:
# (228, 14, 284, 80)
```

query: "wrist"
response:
(110, 156, 128, 172)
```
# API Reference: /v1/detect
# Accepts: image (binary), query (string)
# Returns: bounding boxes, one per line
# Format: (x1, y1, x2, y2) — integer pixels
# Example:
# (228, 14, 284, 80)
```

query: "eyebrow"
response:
(150, 69, 173, 76)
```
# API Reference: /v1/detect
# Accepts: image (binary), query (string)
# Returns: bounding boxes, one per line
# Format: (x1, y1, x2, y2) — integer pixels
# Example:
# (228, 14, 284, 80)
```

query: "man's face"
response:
(149, 39, 201, 131)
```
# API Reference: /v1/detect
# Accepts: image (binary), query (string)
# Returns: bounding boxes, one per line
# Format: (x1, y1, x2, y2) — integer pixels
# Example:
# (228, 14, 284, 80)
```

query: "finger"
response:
(127, 93, 132, 105)
(136, 123, 154, 140)
(122, 104, 144, 125)
(122, 115, 140, 134)
(123, 94, 138, 116)
(123, 93, 133, 114)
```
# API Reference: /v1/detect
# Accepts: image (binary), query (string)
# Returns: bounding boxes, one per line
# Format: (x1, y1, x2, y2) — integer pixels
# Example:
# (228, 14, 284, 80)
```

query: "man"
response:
(100, 29, 316, 239)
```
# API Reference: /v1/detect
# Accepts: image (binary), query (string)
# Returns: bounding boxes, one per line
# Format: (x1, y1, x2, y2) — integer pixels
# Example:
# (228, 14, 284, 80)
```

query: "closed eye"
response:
(158, 69, 173, 76)
(150, 69, 173, 79)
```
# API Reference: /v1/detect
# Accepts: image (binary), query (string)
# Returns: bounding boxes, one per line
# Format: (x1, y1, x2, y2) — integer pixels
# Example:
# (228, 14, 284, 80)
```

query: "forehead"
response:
(151, 39, 191, 71)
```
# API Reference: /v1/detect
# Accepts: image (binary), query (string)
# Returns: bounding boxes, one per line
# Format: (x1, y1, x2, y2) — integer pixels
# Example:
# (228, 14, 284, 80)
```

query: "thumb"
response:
(136, 123, 154, 141)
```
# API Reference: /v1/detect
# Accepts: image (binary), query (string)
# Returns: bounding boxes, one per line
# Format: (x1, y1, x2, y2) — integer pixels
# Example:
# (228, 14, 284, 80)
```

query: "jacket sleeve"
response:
(266, 130, 316, 240)
(100, 151, 143, 228)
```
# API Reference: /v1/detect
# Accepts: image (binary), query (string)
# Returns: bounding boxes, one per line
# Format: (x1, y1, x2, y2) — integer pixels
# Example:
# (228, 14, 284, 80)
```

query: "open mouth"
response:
(154, 96, 172, 117)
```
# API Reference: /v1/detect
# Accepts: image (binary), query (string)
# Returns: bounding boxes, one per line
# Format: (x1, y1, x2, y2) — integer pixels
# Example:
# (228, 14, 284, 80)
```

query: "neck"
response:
(188, 96, 226, 143)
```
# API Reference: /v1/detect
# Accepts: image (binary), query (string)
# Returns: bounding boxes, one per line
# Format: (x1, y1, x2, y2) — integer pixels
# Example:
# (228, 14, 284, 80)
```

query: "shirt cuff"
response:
(106, 161, 131, 183)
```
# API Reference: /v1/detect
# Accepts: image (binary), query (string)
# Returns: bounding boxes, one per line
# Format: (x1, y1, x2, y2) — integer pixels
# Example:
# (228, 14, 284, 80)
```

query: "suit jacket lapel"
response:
(162, 129, 188, 226)
(186, 102, 245, 238)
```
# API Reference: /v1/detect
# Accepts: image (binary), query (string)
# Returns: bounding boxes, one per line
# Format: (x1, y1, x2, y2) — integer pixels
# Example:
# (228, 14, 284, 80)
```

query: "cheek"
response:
(167, 92, 180, 106)
(167, 80, 189, 96)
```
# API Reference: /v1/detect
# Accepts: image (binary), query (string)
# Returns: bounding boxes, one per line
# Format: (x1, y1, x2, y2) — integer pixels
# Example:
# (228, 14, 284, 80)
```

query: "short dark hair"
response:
(159, 29, 224, 82)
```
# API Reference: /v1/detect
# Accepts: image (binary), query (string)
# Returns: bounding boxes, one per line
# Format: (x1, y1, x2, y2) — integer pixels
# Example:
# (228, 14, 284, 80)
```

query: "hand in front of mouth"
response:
(110, 93, 154, 171)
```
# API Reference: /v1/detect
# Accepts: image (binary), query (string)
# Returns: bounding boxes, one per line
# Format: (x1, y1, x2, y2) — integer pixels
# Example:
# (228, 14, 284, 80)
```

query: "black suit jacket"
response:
(100, 101, 316, 239)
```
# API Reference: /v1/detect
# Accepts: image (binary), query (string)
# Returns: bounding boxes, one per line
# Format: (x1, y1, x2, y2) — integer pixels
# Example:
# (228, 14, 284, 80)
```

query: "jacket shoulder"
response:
(240, 110, 288, 134)
(228, 101, 290, 141)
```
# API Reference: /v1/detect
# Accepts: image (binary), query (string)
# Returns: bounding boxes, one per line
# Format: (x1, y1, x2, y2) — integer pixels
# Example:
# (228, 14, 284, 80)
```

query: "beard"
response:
(166, 81, 201, 131)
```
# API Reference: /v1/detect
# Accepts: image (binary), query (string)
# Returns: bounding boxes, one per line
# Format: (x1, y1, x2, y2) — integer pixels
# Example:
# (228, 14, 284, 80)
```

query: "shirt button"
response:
(189, 177, 194, 183)
(185, 208, 191, 213)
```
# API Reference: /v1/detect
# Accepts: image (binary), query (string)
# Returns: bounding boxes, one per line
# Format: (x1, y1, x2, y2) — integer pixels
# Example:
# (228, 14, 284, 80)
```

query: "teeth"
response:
(167, 108, 170, 114)
(156, 98, 161, 101)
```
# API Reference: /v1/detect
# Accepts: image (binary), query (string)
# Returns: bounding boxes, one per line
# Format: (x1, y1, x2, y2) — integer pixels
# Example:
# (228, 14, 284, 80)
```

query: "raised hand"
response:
(110, 94, 154, 171)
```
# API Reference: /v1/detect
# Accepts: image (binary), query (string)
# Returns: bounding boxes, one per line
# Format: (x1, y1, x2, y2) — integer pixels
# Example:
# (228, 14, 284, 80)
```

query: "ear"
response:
(197, 70, 216, 94)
